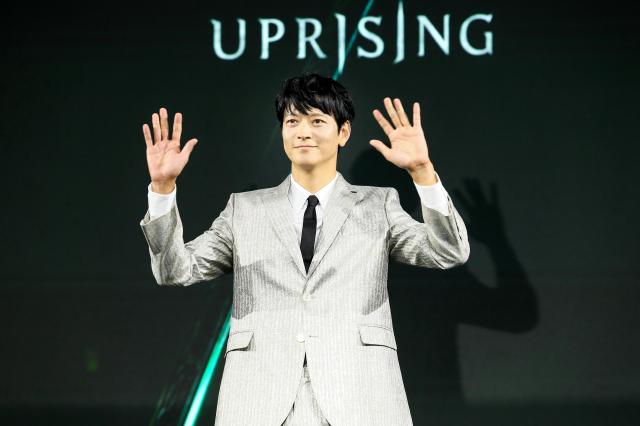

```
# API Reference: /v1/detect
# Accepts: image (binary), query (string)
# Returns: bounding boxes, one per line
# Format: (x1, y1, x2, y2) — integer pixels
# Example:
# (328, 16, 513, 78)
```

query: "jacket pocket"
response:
(224, 330, 254, 357)
(358, 324, 397, 350)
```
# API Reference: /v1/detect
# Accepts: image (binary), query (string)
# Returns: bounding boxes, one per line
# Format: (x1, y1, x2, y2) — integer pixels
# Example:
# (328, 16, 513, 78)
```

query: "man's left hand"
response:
(370, 97, 437, 185)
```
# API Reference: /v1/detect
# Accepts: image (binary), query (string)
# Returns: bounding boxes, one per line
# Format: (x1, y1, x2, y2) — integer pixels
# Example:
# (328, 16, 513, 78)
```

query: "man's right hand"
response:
(143, 107, 198, 194)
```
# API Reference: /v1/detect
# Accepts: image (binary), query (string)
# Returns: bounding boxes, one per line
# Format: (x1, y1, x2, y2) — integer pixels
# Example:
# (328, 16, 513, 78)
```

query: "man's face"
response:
(282, 105, 350, 170)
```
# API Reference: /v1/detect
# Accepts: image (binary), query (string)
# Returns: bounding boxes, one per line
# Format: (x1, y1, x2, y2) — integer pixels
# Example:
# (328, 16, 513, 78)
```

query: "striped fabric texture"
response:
(139, 171, 470, 426)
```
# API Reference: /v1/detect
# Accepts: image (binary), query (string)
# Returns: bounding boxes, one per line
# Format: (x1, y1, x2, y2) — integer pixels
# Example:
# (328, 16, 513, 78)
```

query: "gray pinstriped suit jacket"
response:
(139, 171, 470, 426)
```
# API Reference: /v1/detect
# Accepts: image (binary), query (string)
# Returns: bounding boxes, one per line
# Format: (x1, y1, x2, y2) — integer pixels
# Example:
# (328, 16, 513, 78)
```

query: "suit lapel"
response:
(261, 171, 364, 279)
(262, 175, 307, 276)
(306, 173, 364, 278)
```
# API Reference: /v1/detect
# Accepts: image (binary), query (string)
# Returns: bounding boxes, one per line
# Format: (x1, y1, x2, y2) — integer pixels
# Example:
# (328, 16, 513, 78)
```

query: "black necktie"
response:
(300, 195, 319, 274)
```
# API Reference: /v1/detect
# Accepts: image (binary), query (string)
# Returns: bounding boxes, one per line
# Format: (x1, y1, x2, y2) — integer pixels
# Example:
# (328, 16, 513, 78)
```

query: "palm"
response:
(370, 97, 431, 170)
(142, 107, 198, 183)
(146, 138, 188, 182)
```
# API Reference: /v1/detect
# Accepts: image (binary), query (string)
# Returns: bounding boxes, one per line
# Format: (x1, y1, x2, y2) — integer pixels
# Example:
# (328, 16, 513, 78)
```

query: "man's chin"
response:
(293, 159, 322, 170)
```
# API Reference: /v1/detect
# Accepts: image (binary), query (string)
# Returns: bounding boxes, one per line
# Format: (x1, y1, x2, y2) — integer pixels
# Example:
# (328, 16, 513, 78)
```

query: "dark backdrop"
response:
(1, 0, 638, 425)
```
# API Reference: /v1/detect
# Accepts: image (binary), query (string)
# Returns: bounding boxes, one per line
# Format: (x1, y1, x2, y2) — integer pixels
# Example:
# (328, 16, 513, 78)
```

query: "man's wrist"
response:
(151, 180, 176, 194)
(408, 162, 437, 186)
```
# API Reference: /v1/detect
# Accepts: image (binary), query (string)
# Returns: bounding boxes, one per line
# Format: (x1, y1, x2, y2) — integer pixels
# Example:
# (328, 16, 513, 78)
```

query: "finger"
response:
(393, 98, 410, 127)
(160, 107, 169, 140)
(369, 139, 392, 160)
(142, 124, 153, 148)
(152, 113, 161, 144)
(180, 138, 198, 160)
(172, 112, 183, 142)
(383, 97, 402, 128)
(413, 102, 421, 128)
(372, 109, 394, 137)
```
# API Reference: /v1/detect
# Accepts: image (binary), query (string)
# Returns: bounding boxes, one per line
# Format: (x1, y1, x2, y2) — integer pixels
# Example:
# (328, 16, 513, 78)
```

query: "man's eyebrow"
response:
(285, 111, 327, 117)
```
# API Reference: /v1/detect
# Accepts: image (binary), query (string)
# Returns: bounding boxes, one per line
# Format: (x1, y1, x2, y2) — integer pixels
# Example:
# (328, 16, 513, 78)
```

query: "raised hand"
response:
(369, 97, 432, 173)
(142, 107, 198, 193)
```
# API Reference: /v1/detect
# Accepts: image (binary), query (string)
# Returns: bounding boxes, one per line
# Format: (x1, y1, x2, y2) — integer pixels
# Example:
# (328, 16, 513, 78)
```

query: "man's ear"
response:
(339, 120, 351, 147)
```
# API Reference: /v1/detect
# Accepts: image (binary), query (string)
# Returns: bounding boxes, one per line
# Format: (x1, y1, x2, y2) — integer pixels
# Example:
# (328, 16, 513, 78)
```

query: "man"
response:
(139, 73, 469, 426)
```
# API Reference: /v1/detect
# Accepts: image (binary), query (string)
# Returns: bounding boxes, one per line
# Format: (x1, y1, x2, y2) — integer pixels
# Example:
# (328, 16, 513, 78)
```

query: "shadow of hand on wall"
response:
(349, 150, 538, 424)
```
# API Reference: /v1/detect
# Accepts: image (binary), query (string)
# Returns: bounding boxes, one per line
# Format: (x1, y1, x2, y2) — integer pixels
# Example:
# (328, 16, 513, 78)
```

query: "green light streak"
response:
(333, 0, 376, 80)
(182, 308, 232, 426)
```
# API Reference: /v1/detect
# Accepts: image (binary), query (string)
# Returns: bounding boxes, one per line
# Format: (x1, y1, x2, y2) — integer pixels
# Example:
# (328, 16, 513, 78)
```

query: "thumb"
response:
(180, 138, 198, 159)
(369, 139, 391, 159)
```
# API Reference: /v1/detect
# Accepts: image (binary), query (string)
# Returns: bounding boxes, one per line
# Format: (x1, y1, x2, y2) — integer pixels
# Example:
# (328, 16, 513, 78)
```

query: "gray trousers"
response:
(281, 356, 330, 425)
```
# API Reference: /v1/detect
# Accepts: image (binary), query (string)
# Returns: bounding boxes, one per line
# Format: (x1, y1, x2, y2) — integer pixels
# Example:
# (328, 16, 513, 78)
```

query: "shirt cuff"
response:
(413, 171, 450, 216)
(148, 182, 176, 220)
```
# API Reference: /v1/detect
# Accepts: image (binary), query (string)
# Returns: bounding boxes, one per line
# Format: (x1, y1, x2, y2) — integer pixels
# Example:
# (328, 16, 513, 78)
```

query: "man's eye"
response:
(286, 119, 297, 124)
(313, 119, 324, 124)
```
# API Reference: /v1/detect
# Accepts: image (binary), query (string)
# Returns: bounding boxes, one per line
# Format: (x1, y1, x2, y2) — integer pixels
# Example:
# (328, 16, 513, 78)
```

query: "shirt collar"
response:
(288, 172, 339, 212)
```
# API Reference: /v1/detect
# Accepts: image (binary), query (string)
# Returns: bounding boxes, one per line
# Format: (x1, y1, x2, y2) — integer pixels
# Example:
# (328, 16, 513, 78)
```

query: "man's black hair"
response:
(275, 73, 355, 154)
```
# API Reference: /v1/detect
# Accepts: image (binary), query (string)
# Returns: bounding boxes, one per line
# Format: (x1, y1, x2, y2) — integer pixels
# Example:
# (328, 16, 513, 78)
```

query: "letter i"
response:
(393, 0, 405, 64)
(335, 13, 346, 76)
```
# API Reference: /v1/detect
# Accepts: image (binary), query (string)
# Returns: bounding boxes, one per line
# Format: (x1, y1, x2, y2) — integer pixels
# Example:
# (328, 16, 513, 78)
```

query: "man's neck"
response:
(291, 165, 338, 193)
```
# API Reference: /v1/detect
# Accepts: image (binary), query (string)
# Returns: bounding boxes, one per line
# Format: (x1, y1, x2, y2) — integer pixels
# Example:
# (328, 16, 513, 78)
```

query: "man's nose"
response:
(296, 120, 312, 139)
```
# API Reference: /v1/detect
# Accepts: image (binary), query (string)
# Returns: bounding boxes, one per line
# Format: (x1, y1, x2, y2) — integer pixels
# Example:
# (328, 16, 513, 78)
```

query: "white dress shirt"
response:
(146, 172, 452, 242)
(288, 172, 339, 250)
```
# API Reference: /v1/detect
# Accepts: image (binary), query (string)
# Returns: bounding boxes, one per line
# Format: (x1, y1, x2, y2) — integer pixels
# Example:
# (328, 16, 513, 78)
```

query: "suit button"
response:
(296, 332, 305, 342)
(303, 294, 312, 302)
